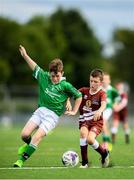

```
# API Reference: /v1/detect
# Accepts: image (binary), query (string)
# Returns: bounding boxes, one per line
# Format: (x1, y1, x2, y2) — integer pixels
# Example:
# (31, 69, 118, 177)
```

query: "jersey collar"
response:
(89, 86, 102, 95)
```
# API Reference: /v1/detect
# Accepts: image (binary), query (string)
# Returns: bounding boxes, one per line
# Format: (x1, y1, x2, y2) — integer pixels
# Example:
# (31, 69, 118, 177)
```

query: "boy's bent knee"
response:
(80, 126, 88, 138)
(87, 136, 94, 145)
(21, 131, 31, 141)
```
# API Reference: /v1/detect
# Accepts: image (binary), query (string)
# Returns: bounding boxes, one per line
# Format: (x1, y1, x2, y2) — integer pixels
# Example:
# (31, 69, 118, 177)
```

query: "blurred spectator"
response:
(111, 82, 130, 144)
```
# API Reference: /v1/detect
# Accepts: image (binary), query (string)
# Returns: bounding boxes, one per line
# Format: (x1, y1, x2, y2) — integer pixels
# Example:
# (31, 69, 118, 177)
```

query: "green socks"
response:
(19, 144, 37, 162)
(103, 135, 111, 142)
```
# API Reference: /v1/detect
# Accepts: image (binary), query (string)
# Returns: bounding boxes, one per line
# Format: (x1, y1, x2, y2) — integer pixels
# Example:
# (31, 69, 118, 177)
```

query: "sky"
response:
(0, 0, 134, 55)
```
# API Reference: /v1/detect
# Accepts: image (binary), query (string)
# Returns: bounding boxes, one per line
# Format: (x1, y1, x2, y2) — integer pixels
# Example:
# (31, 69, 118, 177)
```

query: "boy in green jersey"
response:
(102, 72, 120, 151)
(13, 45, 82, 168)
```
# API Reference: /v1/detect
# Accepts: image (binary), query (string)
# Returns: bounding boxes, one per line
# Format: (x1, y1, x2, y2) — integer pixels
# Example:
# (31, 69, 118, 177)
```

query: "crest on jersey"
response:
(84, 95, 88, 99)
(92, 98, 99, 105)
(86, 100, 91, 108)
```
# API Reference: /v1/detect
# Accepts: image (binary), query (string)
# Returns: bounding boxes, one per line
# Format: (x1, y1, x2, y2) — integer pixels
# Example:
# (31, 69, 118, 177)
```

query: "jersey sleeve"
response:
(78, 87, 85, 97)
(100, 90, 107, 102)
(79, 87, 84, 93)
(32, 65, 49, 82)
(64, 82, 82, 99)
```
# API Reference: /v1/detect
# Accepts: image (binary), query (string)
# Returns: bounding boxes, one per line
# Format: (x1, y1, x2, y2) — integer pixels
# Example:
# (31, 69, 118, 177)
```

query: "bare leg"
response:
(19, 128, 46, 163)
(31, 127, 46, 146)
(21, 120, 38, 144)
(14, 125, 47, 167)
(88, 131, 105, 155)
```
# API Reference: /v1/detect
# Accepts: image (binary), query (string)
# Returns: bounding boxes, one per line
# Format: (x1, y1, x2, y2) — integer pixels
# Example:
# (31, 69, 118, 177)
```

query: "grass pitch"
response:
(0, 120, 134, 179)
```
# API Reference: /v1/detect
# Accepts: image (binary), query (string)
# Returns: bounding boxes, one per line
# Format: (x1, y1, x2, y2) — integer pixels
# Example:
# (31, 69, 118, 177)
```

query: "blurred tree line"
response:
(0, 8, 134, 90)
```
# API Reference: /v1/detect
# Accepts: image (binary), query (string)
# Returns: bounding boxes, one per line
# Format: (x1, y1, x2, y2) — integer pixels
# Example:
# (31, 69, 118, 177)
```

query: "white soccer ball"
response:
(62, 150, 79, 167)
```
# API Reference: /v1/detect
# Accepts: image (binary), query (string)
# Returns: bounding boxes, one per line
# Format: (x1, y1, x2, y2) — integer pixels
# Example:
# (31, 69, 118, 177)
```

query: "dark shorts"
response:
(79, 120, 103, 136)
(113, 109, 128, 122)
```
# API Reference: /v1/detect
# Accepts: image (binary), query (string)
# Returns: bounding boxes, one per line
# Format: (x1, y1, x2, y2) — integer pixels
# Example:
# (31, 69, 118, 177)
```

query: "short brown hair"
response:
(90, 69, 104, 82)
(49, 58, 63, 74)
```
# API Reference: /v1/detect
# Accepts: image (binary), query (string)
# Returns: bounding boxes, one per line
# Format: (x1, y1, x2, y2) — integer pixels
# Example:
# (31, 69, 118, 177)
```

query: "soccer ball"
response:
(62, 150, 79, 167)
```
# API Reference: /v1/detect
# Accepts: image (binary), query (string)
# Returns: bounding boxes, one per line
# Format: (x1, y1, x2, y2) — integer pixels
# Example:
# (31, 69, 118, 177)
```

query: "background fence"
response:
(0, 84, 134, 128)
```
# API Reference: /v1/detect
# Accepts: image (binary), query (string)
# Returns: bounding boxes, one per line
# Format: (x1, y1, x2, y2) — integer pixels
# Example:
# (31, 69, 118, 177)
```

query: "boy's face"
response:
(50, 71, 64, 84)
(90, 76, 102, 92)
(115, 83, 124, 94)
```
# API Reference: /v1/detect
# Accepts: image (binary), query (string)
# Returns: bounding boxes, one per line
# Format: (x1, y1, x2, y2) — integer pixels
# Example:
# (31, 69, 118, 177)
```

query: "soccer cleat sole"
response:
(13, 160, 23, 168)
(13, 164, 20, 167)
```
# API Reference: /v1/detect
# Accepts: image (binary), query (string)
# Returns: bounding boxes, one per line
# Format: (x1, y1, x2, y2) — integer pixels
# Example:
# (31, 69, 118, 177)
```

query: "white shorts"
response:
(103, 108, 113, 121)
(29, 107, 59, 135)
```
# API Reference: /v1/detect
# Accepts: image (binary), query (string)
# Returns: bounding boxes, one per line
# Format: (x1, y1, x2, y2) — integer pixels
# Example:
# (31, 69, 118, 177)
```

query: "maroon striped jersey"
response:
(79, 87, 106, 122)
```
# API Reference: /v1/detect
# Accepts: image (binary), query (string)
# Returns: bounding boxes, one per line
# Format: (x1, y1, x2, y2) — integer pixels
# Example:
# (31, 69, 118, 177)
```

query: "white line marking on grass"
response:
(0, 167, 67, 170)
(1, 166, 134, 170)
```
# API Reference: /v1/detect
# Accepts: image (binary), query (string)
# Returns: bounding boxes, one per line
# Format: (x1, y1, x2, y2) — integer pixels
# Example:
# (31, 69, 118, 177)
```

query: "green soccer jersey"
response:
(105, 85, 120, 109)
(33, 65, 82, 116)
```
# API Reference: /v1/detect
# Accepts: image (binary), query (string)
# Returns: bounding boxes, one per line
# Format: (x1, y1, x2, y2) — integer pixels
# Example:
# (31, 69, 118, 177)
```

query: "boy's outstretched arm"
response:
(19, 45, 37, 71)
(65, 96, 82, 115)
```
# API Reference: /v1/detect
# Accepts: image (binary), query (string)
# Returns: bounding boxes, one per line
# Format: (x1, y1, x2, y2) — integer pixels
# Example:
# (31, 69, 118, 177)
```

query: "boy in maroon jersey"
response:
(79, 69, 109, 168)
(111, 82, 130, 144)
